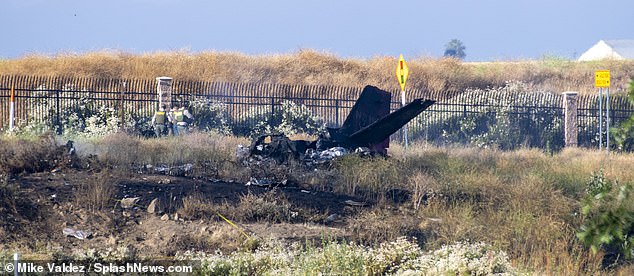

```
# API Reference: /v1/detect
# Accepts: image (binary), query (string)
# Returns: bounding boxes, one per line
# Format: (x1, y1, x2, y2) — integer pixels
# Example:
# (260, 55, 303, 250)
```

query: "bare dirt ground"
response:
(1, 168, 368, 258)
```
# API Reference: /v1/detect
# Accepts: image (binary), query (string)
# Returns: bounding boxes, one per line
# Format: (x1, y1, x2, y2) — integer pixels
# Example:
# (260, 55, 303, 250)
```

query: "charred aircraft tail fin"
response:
(338, 85, 391, 137)
(348, 98, 435, 146)
(328, 85, 435, 153)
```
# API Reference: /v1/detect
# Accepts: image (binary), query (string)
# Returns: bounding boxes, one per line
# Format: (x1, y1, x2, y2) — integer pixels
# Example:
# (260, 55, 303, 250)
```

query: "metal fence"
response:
(1, 75, 633, 149)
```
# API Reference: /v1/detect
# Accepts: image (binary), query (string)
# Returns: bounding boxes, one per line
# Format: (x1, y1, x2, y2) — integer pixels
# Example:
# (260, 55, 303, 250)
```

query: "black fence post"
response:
(518, 106, 537, 134)
(55, 88, 62, 134)
(119, 82, 125, 130)
(335, 99, 339, 127)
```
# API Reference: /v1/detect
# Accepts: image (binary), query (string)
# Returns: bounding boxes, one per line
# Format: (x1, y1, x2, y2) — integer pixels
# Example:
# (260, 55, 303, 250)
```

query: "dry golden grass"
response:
(2, 50, 633, 94)
(76, 131, 249, 178)
(179, 194, 223, 221)
(326, 143, 634, 273)
(346, 208, 423, 245)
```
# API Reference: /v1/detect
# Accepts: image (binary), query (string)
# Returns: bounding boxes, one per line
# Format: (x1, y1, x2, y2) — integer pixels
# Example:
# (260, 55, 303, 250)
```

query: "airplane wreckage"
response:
(243, 85, 435, 166)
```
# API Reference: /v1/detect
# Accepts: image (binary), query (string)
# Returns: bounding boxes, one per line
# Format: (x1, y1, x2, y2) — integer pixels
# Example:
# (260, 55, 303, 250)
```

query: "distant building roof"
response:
(578, 39, 634, 61)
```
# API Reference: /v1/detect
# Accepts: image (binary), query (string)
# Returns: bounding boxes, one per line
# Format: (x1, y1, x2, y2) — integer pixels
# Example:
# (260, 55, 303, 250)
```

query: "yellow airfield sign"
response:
(396, 54, 409, 91)
(595, 70, 610, 88)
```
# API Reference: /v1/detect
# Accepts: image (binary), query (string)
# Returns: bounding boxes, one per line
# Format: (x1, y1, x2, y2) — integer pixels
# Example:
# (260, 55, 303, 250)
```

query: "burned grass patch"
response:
(0, 180, 53, 246)
(178, 189, 349, 225)
(0, 134, 73, 175)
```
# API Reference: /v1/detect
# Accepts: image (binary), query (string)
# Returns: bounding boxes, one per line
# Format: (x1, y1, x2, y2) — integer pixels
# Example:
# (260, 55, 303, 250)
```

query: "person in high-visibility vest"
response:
(173, 102, 193, 135)
(169, 105, 179, 135)
(151, 105, 172, 137)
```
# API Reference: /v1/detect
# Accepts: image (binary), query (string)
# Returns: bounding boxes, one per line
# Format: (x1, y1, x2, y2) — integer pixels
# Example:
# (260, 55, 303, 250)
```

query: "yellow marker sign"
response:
(595, 70, 610, 88)
(396, 54, 409, 91)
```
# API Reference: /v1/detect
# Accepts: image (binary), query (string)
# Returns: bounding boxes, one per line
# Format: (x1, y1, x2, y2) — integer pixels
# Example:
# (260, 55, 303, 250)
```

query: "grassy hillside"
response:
(1, 50, 633, 94)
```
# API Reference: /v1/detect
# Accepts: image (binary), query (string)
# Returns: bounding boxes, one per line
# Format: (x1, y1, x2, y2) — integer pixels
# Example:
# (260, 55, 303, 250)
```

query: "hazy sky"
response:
(2, 0, 633, 61)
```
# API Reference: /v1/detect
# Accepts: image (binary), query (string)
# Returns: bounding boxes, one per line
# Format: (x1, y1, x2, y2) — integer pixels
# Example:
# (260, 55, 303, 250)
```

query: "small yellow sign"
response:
(396, 54, 409, 91)
(595, 70, 610, 88)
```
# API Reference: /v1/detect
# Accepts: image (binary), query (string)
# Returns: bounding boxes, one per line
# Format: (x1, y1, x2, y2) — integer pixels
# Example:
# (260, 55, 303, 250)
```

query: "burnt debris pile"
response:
(237, 85, 436, 187)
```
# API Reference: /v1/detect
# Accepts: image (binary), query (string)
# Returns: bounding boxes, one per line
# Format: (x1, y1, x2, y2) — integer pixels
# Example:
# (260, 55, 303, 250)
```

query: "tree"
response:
(443, 39, 466, 60)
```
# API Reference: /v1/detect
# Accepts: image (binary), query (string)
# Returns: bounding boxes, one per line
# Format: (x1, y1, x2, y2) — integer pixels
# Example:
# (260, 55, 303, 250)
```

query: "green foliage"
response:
(236, 100, 325, 137)
(577, 171, 634, 264)
(418, 81, 564, 150)
(189, 97, 232, 135)
(13, 96, 325, 137)
(4, 121, 53, 136)
(23, 86, 122, 136)
(585, 170, 612, 197)
(443, 39, 466, 60)
(611, 78, 634, 151)
(16, 90, 154, 138)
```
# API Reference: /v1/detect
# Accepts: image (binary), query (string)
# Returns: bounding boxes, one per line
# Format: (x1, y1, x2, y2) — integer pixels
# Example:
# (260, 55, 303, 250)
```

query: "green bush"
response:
(17, 90, 154, 138)
(235, 100, 325, 137)
(585, 170, 612, 197)
(413, 81, 564, 150)
(611, 78, 634, 151)
(577, 171, 634, 265)
(189, 97, 232, 135)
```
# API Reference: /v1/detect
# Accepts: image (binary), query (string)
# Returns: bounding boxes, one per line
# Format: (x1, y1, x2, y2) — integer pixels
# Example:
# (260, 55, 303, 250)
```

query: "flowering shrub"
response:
(416, 81, 564, 150)
(81, 105, 120, 136)
(367, 236, 424, 274)
(235, 100, 325, 137)
(17, 88, 154, 137)
(62, 102, 152, 138)
(396, 241, 514, 275)
(178, 237, 517, 275)
(11, 92, 325, 139)
(585, 170, 612, 197)
(4, 120, 53, 135)
(189, 97, 232, 135)
(18, 89, 113, 137)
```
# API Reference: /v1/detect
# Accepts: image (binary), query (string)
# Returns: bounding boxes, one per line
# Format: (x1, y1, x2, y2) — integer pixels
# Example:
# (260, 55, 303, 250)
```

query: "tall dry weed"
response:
(334, 155, 404, 202)
(408, 172, 439, 210)
(74, 169, 117, 213)
(179, 194, 222, 220)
